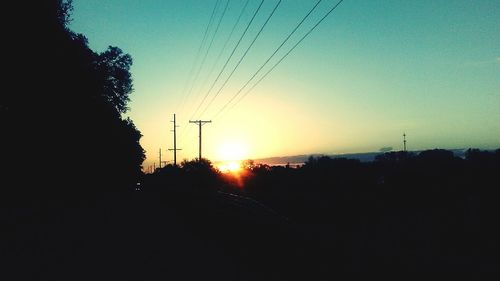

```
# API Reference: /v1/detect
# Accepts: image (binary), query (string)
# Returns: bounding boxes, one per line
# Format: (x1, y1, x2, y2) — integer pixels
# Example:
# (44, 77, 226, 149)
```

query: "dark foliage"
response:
(144, 158, 223, 194)
(2, 0, 144, 199)
(96, 46, 134, 114)
(240, 149, 499, 275)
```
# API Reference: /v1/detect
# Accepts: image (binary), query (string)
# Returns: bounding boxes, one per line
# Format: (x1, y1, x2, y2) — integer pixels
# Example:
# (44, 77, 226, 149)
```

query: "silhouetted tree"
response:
(241, 159, 256, 170)
(56, 0, 73, 26)
(96, 46, 133, 114)
(180, 158, 221, 190)
(465, 148, 496, 165)
(417, 148, 455, 162)
(374, 150, 414, 163)
(3, 0, 144, 198)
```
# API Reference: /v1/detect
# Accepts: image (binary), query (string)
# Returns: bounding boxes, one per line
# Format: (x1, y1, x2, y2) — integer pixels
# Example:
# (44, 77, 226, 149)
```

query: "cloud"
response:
(379, 147, 393, 153)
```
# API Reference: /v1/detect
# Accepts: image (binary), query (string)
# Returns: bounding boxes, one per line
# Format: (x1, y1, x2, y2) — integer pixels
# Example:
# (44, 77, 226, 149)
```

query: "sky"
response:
(70, 0, 500, 169)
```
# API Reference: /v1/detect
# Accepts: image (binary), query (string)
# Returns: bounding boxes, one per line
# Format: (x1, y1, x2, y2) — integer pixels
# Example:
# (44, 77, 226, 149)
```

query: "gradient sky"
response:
(70, 0, 500, 168)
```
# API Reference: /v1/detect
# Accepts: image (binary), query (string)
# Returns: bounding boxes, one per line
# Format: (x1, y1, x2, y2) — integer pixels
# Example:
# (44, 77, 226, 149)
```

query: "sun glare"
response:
(218, 161, 242, 173)
(217, 140, 248, 162)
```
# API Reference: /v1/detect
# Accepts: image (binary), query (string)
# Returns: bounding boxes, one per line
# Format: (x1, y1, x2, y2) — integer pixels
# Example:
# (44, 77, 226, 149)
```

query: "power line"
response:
(198, 0, 283, 118)
(189, 0, 265, 120)
(213, 0, 323, 119)
(177, 119, 193, 154)
(230, 0, 345, 115)
(177, 0, 229, 147)
(177, 0, 221, 114)
(183, 0, 230, 112)
(196, 0, 251, 102)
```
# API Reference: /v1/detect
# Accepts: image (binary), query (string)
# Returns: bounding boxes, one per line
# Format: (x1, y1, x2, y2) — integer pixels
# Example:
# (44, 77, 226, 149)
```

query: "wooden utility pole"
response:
(189, 120, 212, 160)
(168, 114, 182, 166)
(159, 148, 162, 168)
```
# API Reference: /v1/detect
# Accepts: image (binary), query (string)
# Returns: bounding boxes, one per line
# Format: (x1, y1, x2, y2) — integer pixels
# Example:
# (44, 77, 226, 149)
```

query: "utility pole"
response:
(168, 114, 182, 166)
(403, 133, 407, 152)
(189, 120, 212, 160)
(159, 148, 162, 168)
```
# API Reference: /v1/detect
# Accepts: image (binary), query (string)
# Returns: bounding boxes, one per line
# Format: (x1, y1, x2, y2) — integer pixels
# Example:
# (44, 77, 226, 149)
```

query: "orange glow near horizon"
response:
(216, 140, 249, 162)
(217, 160, 249, 188)
(215, 140, 249, 178)
(217, 161, 242, 173)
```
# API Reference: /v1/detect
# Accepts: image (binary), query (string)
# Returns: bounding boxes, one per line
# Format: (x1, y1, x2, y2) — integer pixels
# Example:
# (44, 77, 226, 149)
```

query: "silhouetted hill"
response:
(254, 148, 471, 166)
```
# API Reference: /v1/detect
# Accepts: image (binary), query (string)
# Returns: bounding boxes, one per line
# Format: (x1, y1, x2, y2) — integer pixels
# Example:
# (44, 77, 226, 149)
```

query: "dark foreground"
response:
(4, 189, 308, 280)
(3, 180, 498, 280)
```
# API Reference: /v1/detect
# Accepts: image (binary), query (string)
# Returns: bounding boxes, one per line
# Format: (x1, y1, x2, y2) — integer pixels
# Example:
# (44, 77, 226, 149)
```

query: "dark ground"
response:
(3, 177, 497, 280)
(4, 188, 312, 281)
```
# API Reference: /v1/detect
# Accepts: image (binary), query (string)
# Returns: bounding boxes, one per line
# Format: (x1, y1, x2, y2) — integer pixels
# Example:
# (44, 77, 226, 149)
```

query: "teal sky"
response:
(70, 0, 500, 168)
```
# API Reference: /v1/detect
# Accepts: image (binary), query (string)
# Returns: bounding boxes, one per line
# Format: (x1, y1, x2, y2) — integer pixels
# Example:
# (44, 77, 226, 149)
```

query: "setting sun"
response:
(218, 161, 242, 173)
(217, 140, 248, 162)
(216, 140, 248, 174)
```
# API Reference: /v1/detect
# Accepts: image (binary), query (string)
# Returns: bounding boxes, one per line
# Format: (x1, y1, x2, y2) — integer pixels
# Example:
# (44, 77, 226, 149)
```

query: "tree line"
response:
(2, 0, 145, 201)
(144, 148, 499, 273)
